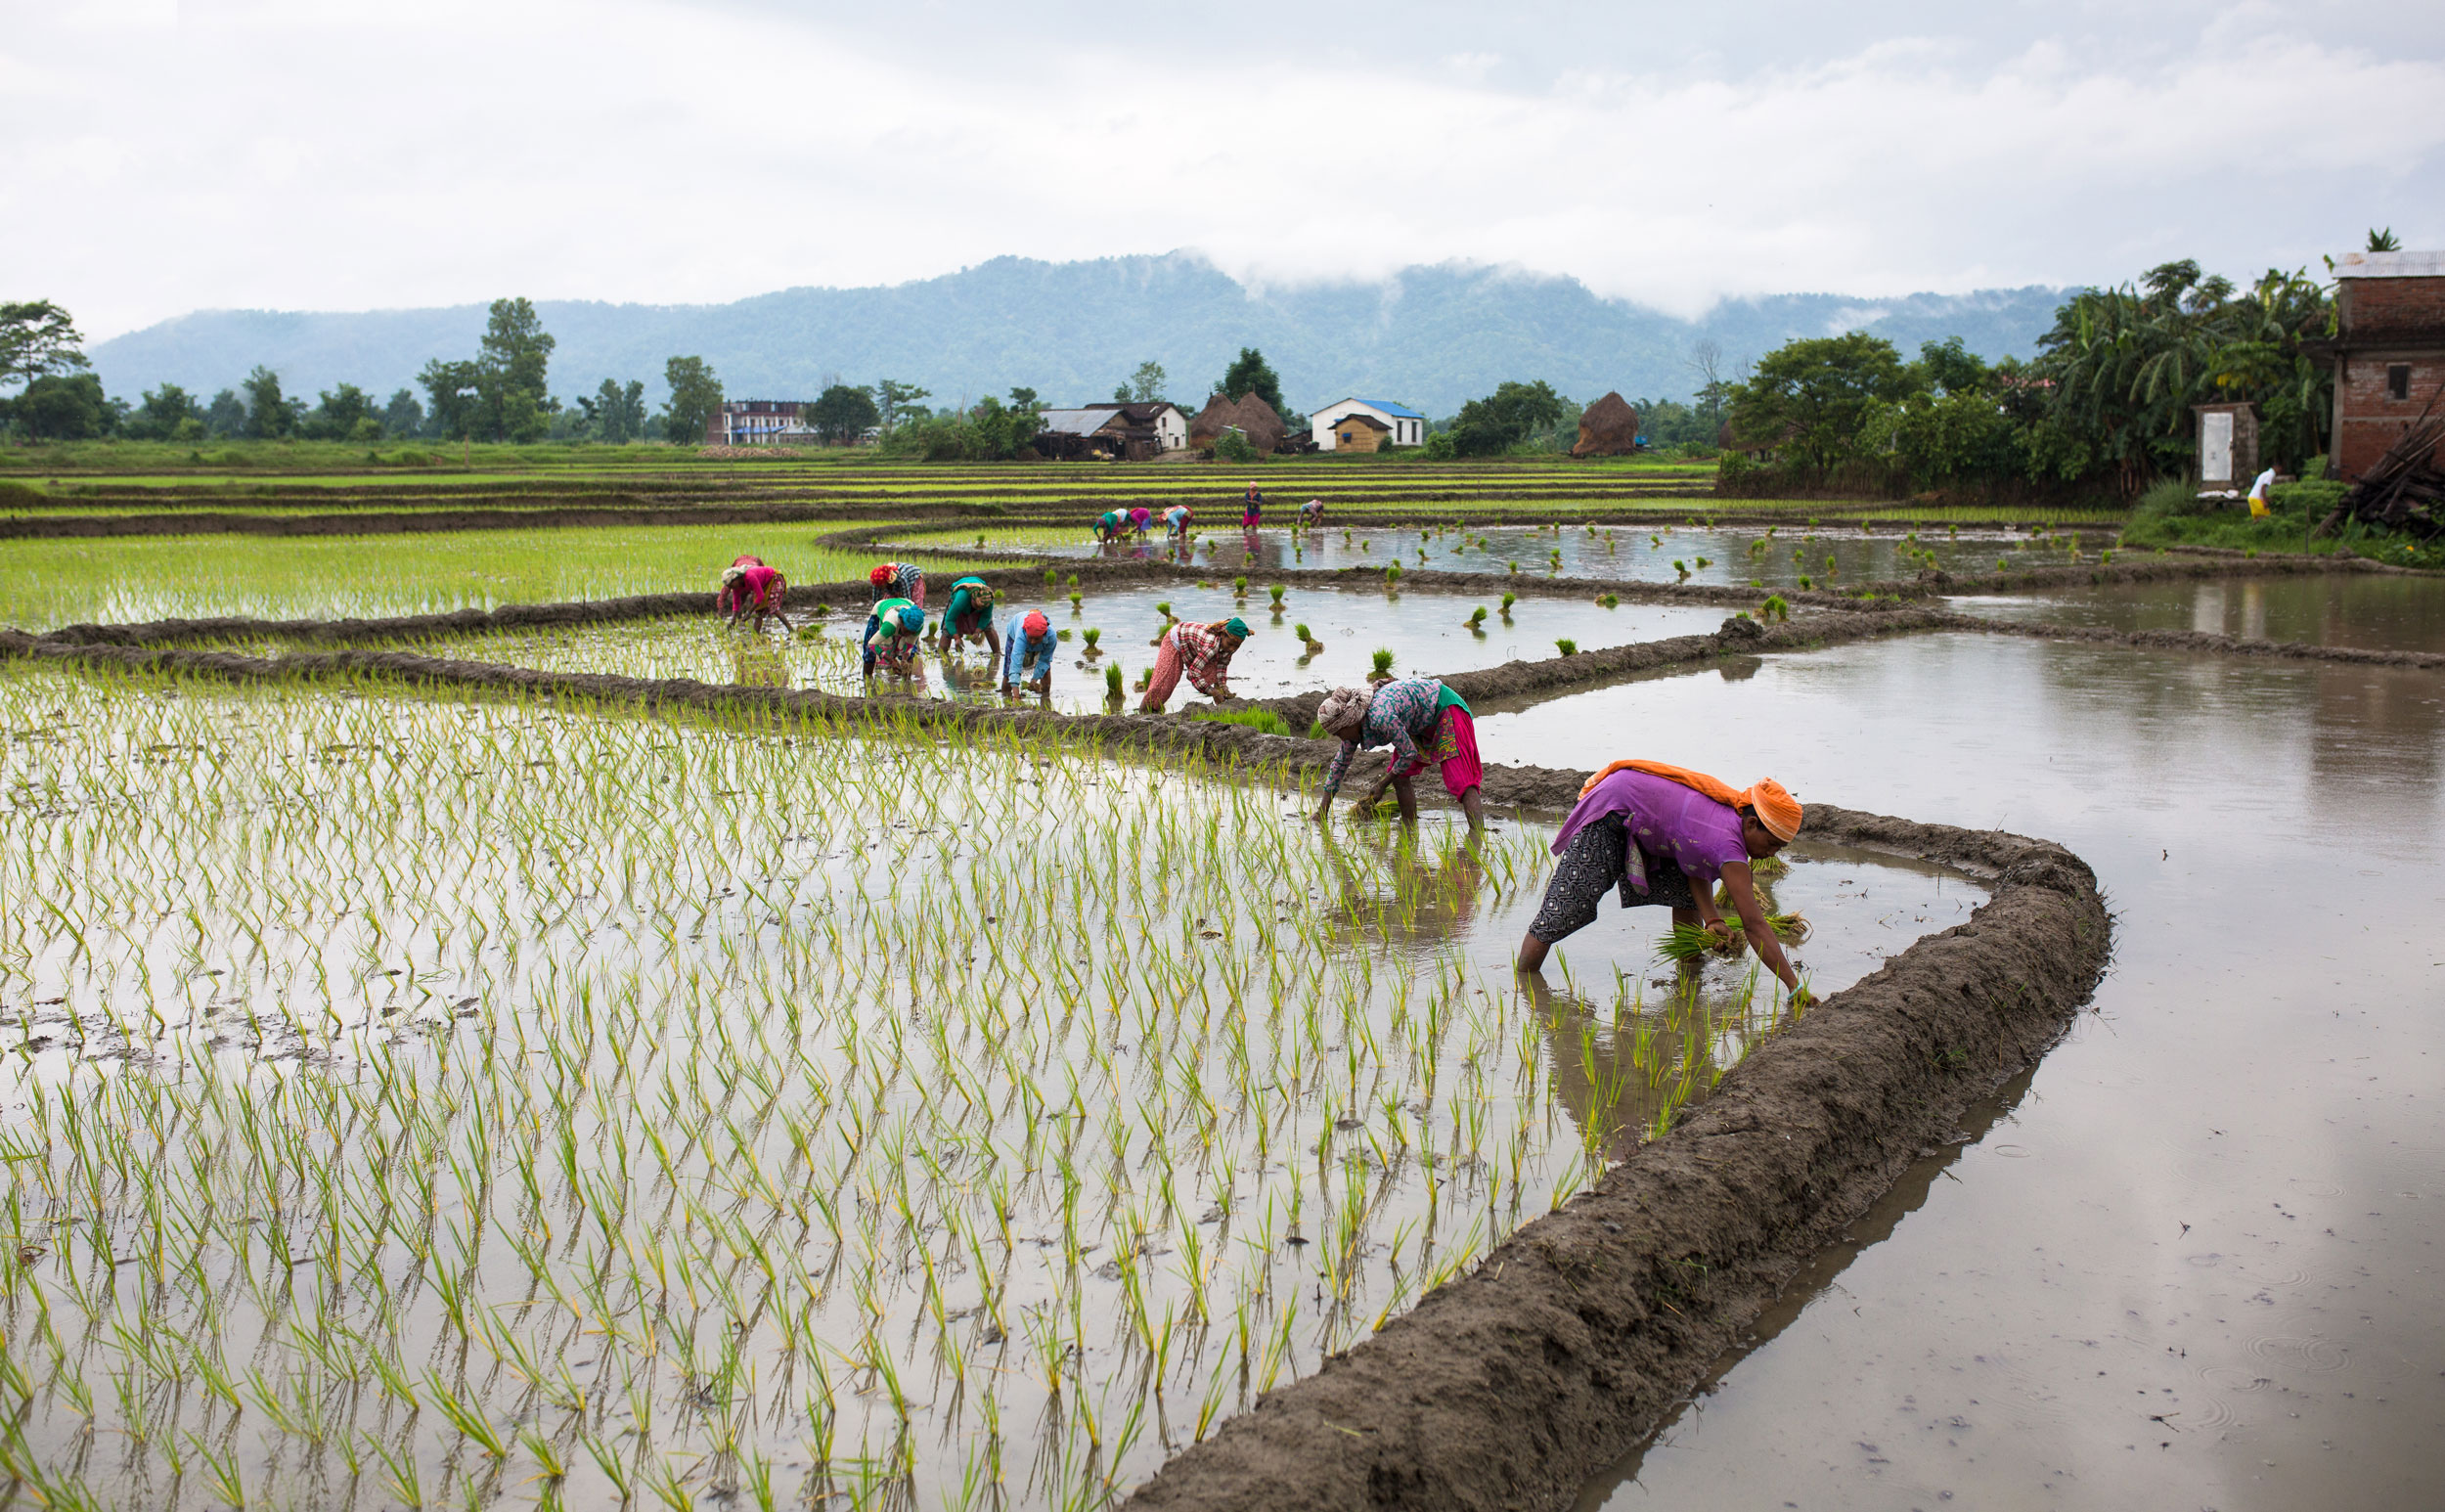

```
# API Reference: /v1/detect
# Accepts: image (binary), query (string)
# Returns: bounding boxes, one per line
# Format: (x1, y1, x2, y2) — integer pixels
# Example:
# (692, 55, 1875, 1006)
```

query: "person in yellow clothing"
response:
(2247, 466, 2277, 519)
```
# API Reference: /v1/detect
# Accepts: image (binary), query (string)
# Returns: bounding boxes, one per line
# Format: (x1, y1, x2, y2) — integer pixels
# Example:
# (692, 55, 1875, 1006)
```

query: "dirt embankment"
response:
(1123, 811, 2108, 1512)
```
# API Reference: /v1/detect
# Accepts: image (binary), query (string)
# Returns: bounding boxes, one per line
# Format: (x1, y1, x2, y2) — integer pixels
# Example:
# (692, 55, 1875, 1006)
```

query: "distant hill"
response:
(90, 252, 2072, 419)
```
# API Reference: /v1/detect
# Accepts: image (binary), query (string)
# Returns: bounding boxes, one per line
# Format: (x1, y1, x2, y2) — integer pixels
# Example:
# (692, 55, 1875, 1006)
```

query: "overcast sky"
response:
(8, 0, 2440, 339)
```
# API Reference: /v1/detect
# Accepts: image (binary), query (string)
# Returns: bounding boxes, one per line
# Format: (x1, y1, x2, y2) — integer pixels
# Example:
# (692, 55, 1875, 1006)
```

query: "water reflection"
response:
(1951, 571, 2445, 654)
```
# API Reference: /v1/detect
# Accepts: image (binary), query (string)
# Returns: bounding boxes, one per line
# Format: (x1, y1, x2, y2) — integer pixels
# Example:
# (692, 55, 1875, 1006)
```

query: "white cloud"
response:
(2, 0, 2438, 338)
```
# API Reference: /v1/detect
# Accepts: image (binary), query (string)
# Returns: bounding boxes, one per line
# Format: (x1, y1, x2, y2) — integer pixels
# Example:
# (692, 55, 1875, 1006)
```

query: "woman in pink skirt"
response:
(1311, 678, 1486, 828)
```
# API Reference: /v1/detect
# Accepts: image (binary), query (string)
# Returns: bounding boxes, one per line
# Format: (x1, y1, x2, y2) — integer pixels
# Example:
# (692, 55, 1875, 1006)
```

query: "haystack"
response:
(1570, 392, 1642, 457)
(1189, 393, 1286, 455)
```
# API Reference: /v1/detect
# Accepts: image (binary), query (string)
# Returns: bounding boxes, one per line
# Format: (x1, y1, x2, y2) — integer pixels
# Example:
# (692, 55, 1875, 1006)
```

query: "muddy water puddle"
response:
(318, 585, 1728, 714)
(1951, 570, 2445, 655)
(0, 663, 1961, 1509)
(1465, 632, 2445, 1510)
(904, 522, 2055, 590)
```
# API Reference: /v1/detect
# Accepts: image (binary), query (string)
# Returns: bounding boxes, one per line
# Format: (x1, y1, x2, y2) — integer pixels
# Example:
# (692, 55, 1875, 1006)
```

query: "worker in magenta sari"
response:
(1515, 760, 1809, 1002)
(1311, 678, 1486, 828)
(1126, 507, 1153, 538)
(717, 559, 792, 634)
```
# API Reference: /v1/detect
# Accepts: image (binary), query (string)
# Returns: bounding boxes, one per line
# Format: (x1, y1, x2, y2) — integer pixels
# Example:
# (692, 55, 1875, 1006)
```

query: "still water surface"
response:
(1469, 635, 2445, 1510)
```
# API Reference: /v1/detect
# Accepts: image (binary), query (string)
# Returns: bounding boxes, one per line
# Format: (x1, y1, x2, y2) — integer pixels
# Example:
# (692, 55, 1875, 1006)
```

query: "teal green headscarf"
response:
(1220, 617, 1251, 640)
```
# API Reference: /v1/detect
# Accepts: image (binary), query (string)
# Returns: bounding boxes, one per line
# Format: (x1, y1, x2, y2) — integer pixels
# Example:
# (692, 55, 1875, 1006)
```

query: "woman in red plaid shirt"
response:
(1139, 616, 1250, 711)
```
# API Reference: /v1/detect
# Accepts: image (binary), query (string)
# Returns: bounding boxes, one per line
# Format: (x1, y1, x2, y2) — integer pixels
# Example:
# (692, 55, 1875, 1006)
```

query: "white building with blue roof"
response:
(1309, 397, 1427, 451)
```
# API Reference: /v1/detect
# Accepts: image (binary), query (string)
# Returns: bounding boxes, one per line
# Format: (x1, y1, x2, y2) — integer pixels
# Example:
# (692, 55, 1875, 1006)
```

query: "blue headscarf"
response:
(894, 605, 923, 635)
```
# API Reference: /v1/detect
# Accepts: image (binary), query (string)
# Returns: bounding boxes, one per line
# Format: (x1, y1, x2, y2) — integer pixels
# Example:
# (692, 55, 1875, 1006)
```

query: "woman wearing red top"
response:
(717, 559, 793, 634)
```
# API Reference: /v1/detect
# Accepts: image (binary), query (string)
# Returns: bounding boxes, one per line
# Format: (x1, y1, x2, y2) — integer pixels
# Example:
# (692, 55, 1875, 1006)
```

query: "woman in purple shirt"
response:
(1516, 760, 1809, 1002)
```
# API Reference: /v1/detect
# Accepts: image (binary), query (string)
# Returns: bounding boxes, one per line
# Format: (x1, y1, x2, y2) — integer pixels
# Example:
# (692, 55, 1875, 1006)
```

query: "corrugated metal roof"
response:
(1037, 408, 1123, 434)
(2334, 250, 2445, 279)
(1356, 398, 1423, 419)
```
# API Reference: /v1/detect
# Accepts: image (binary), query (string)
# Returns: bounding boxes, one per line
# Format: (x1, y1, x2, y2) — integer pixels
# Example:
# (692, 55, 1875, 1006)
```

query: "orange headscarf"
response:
(1578, 760, 1802, 842)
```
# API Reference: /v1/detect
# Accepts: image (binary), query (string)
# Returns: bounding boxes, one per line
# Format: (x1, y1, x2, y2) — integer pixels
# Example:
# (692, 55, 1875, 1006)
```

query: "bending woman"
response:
(717, 560, 791, 634)
(1312, 678, 1485, 828)
(1139, 616, 1248, 711)
(935, 575, 1001, 659)
(1516, 760, 1809, 1002)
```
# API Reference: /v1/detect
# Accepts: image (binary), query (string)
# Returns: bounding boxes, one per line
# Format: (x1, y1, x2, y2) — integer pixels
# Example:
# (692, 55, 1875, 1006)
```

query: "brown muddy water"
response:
(1465, 632, 2445, 1510)
(1949, 571, 2445, 656)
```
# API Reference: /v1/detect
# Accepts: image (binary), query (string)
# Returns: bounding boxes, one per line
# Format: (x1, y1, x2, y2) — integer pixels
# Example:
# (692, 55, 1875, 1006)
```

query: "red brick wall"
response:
(2334, 352, 2445, 480)
(2341, 275, 2445, 341)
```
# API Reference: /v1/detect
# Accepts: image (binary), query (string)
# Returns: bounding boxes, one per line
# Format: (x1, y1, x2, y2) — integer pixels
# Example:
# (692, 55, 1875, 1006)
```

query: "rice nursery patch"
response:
(0, 529, 990, 631)
(0, 662, 1882, 1509)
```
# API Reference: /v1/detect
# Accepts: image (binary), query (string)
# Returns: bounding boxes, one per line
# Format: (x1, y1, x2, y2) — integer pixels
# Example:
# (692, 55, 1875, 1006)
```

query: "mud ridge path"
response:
(0, 626, 2112, 1512)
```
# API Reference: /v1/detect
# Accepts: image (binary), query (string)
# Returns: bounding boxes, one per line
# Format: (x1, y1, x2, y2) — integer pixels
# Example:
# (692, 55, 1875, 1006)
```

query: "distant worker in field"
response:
(1514, 759, 1809, 1003)
(2247, 465, 2278, 519)
(935, 575, 1002, 659)
(1001, 610, 1057, 698)
(1164, 504, 1193, 539)
(1240, 482, 1264, 529)
(1094, 509, 1130, 544)
(863, 599, 926, 677)
(869, 561, 926, 608)
(717, 558, 792, 635)
(1127, 507, 1154, 538)
(1139, 616, 1249, 711)
(1311, 678, 1486, 830)
(1299, 498, 1324, 528)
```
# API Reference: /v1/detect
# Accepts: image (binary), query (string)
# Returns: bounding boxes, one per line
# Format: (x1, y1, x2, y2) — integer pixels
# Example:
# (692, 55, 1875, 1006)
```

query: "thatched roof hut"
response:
(1189, 393, 1287, 455)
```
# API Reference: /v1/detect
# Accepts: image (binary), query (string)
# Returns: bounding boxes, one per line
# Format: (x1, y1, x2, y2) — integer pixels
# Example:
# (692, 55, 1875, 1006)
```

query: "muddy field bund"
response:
(0, 492, 2437, 1511)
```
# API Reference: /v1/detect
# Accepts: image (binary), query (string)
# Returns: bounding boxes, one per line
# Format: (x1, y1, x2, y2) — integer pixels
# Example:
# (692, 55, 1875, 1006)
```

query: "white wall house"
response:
(1310, 398, 1426, 450)
(1041, 403, 1189, 452)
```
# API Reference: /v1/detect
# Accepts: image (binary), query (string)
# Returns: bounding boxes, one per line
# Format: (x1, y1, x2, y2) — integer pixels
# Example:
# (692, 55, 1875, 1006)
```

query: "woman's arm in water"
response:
(1719, 863, 1809, 1001)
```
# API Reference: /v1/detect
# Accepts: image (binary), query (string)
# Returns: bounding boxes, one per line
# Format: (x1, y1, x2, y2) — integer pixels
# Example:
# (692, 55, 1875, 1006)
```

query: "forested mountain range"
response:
(92, 252, 2071, 418)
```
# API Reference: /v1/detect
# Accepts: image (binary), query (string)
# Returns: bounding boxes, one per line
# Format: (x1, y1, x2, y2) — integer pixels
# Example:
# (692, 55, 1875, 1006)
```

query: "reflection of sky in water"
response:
(899, 523, 2064, 589)
(1490, 635, 2445, 1512)
(1950, 571, 2445, 655)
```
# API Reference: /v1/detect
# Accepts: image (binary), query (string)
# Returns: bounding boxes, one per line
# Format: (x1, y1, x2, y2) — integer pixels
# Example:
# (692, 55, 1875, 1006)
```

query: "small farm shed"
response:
(1035, 403, 1189, 461)
(1329, 413, 1392, 452)
(2191, 402, 2260, 488)
(1309, 398, 1425, 451)
(2311, 249, 2445, 482)
(704, 400, 815, 446)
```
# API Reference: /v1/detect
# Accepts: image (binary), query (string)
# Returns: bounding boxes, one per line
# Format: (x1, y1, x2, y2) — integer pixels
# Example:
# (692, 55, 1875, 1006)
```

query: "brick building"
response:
(2318, 250, 2445, 481)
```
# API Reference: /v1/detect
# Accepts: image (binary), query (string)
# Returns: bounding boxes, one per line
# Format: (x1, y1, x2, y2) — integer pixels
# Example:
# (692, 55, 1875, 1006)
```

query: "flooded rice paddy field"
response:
(899, 521, 2065, 590)
(1950, 571, 2445, 655)
(1463, 634, 2445, 1512)
(273, 585, 1731, 716)
(0, 663, 1961, 1510)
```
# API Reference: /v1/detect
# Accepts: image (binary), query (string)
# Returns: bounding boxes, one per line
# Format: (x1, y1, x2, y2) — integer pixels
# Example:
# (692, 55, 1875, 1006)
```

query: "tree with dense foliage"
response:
(203, 388, 246, 439)
(662, 357, 724, 444)
(806, 383, 882, 445)
(474, 297, 556, 443)
(240, 366, 303, 439)
(381, 388, 424, 440)
(573, 378, 646, 443)
(872, 378, 930, 435)
(419, 359, 482, 440)
(301, 382, 381, 442)
(1217, 348, 1284, 416)
(1117, 360, 1168, 405)
(0, 300, 89, 395)
(124, 383, 205, 441)
(13, 375, 111, 440)
(1726, 333, 1917, 469)
(1445, 379, 1568, 456)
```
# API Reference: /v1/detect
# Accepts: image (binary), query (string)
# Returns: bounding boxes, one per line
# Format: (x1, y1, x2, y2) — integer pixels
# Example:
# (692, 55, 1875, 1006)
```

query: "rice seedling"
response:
(1598, 594, 1619, 609)
(1069, 593, 1084, 611)
(1760, 595, 1790, 623)
(1082, 628, 1102, 652)
(1369, 648, 1395, 680)
(1499, 593, 1516, 617)
(1466, 606, 1488, 629)
(1268, 585, 1285, 607)
(1105, 663, 1125, 698)
(1554, 639, 1578, 655)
